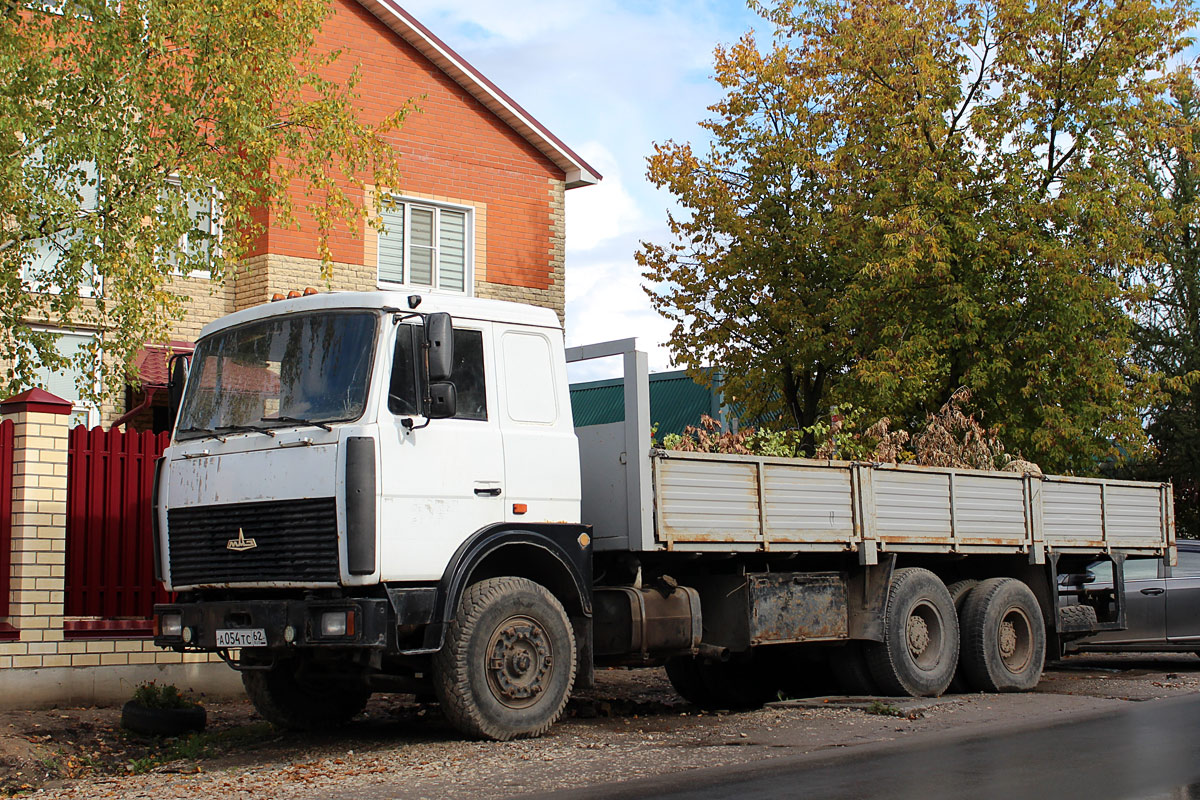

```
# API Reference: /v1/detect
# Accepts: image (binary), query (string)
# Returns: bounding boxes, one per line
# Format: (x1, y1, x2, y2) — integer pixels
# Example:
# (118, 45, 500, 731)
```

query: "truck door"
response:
(493, 326, 581, 524)
(376, 321, 505, 581)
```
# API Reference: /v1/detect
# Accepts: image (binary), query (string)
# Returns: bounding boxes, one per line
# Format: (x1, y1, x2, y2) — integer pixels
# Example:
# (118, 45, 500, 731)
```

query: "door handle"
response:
(1140, 587, 1165, 596)
(474, 487, 502, 497)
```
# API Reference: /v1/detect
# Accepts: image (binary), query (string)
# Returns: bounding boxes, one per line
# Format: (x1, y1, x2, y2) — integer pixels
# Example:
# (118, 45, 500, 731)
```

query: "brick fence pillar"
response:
(0, 389, 71, 668)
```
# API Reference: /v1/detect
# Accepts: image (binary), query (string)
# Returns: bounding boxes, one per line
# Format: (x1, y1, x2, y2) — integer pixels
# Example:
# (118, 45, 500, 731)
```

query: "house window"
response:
(23, 158, 99, 296)
(163, 178, 220, 278)
(378, 199, 471, 293)
(30, 329, 100, 428)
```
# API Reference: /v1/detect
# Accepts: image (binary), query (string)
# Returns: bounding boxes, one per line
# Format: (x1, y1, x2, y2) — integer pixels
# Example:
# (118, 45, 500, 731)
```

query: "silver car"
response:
(1066, 540, 1200, 654)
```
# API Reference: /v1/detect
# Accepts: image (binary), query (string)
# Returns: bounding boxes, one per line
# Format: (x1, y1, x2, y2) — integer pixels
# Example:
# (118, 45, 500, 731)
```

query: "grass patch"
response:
(864, 701, 905, 718)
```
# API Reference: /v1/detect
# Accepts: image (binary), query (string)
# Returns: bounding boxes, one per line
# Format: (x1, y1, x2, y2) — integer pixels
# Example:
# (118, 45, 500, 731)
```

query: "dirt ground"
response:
(1, 652, 1198, 799)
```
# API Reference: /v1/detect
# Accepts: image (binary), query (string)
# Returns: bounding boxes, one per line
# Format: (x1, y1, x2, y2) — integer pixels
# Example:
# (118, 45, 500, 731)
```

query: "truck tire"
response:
(433, 577, 576, 740)
(243, 662, 371, 731)
(865, 568, 959, 697)
(960, 577, 1046, 692)
(664, 652, 777, 710)
(945, 579, 979, 693)
(828, 642, 878, 696)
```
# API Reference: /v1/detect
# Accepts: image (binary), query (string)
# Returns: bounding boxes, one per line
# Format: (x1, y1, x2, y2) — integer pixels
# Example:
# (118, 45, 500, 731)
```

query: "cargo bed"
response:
(650, 450, 1174, 564)
(570, 339, 1175, 564)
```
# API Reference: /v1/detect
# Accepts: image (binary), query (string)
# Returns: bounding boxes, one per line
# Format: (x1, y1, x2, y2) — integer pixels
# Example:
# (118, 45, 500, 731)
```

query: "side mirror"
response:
(426, 381, 457, 419)
(425, 313, 454, 382)
(1063, 573, 1097, 586)
(167, 354, 190, 428)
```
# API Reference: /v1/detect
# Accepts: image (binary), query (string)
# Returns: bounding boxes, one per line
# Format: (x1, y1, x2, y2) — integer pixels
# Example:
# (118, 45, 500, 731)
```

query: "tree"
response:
(0, 0, 408, 402)
(1124, 70, 1200, 536)
(639, 0, 1194, 472)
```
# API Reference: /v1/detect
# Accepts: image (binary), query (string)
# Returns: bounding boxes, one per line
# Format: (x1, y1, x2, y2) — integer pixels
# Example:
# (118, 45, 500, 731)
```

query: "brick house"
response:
(0, 2, 599, 705)
(40, 0, 600, 431)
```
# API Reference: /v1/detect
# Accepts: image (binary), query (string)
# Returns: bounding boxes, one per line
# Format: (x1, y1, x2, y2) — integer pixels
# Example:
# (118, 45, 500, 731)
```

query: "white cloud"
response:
(394, 2, 764, 381)
(565, 143, 640, 252)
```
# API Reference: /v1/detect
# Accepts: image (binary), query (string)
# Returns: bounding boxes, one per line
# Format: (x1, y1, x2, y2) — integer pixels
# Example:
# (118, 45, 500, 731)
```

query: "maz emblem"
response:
(226, 528, 258, 552)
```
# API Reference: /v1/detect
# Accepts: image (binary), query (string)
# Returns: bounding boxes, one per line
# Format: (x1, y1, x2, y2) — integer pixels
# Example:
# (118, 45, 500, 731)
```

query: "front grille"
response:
(167, 498, 339, 586)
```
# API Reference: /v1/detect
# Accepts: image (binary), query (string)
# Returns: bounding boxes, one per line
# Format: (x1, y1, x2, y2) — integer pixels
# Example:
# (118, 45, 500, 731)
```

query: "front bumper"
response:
(153, 598, 391, 651)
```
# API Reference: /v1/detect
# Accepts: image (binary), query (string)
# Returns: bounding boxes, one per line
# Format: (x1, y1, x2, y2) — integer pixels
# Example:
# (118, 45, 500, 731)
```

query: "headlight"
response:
(159, 613, 183, 638)
(320, 611, 350, 637)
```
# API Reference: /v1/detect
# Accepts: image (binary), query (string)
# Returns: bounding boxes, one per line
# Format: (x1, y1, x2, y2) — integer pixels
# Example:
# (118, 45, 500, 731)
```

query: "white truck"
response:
(152, 291, 1176, 740)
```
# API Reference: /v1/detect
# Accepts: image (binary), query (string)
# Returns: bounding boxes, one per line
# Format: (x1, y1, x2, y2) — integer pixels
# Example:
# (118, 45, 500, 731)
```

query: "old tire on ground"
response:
(665, 652, 777, 710)
(243, 662, 371, 731)
(960, 577, 1046, 692)
(433, 576, 576, 740)
(865, 567, 959, 697)
(120, 701, 206, 737)
(828, 642, 879, 696)
(946, 579, 979, 693)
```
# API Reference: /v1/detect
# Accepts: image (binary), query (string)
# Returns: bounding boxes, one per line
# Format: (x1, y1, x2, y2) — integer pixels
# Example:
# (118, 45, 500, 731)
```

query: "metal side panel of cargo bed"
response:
(649, 450, 1174, 564)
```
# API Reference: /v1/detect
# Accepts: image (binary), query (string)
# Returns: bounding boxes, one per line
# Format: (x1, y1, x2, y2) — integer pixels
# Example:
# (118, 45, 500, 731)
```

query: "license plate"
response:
(216, 628, 267, 647)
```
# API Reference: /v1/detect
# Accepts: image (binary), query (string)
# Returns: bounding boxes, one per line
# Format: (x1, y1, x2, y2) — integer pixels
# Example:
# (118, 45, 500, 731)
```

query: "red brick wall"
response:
(251, 0, 564, 293)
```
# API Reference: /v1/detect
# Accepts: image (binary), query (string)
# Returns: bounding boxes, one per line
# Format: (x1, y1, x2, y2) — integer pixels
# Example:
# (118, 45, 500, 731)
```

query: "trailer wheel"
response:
(433, 577, 576, 740)
(664, 652, 777, 710)
(960, 577, 1045, 692)
(243, 662, 370, 731)
(866, 567, 959, 697)
(828, 642, 878, 696)
(945, 579, 979, 693)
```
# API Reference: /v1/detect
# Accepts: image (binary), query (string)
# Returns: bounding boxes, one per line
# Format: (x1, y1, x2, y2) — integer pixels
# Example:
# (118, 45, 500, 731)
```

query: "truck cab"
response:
(155, 291, 593, 739)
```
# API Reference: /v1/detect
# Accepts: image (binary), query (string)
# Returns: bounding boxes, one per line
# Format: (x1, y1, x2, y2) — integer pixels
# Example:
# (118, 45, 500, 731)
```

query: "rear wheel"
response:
(960, 577, 1045, 692)
(866, 568, 959, 697)
(243, 661, 371, 731)
(433, 577, 576, 740)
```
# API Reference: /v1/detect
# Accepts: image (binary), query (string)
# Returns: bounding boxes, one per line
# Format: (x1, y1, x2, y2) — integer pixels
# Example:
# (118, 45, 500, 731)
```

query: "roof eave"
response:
(356, 0, 602, 189)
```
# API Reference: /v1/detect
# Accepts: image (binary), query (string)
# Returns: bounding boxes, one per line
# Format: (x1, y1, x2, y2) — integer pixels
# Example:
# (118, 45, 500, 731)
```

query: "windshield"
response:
(176, 310, 377, 439)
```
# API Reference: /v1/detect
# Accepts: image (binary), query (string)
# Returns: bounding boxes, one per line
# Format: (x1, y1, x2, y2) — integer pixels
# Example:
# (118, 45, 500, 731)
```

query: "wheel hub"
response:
(998, 621, 1017, 659)
(907, 614, 931, 657)
(486, 616, 553, 708)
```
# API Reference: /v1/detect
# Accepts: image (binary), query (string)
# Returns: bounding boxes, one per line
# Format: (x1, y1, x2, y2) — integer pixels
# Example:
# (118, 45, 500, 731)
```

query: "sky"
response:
(396, 0, 765, 381)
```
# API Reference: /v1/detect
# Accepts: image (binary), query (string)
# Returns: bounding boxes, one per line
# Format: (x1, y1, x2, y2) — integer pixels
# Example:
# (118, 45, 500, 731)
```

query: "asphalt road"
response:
(536, 693, 1200, 800)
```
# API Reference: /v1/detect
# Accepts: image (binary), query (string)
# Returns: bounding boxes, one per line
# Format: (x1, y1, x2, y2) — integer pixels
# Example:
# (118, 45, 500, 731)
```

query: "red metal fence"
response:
(66, 426, 170, 634)
(0, 419, 14, 620)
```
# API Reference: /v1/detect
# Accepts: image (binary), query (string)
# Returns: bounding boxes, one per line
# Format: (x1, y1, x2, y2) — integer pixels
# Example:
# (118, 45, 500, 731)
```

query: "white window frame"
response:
(377, 196, 474, 295)
(163, 176, 222, 279)
(28, 326, 102, 429)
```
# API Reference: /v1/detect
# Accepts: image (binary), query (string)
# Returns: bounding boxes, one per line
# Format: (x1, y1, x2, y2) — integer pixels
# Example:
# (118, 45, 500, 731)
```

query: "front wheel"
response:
(434, 577, 576, 740)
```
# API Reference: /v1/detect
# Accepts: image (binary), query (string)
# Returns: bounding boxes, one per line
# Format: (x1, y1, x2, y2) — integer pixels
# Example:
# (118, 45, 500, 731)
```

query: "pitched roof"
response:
(355, 0, 602, 189)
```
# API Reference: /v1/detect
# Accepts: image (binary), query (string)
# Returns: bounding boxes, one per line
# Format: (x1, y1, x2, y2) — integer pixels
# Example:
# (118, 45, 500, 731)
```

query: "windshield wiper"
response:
(260, 415, 333, 432)
(178, 426, 227, 442)
(216, 424, 277, 438)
